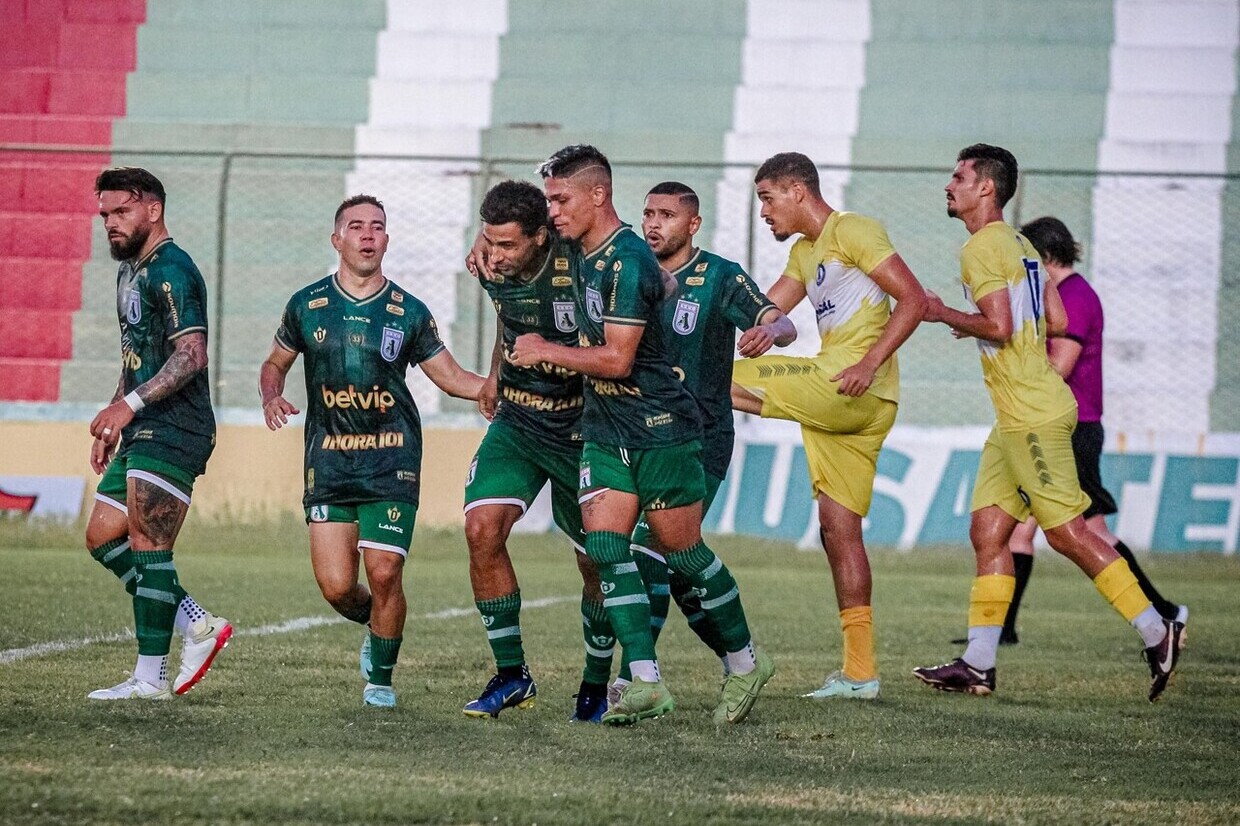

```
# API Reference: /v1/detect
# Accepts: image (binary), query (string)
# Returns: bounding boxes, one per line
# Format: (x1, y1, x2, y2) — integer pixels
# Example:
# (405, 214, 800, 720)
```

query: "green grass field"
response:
(1, 517, 1237, 825)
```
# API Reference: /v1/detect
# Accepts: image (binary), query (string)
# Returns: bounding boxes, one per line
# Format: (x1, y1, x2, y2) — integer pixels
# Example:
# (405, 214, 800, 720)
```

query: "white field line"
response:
(0, 595, 577, 666)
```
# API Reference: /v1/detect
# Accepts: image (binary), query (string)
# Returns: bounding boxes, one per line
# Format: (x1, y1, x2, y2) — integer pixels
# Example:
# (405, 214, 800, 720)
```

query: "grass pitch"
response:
(1, 516, 1237, 825)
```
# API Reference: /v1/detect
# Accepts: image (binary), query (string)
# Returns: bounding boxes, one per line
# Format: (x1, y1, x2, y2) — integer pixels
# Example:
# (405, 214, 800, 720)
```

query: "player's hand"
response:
(923, 290, 946, 323)
(510, 333, 548, 367)
(263, 395, 300, 430)
(477, 374, 499, 421)
(90, 437, 115, 475)
(737, 325, 776, 358)
(465, 232, 495, 281)
(951, 327, 973, 340)
(832, 360, 877, 397)
(89, 401, 134, 447)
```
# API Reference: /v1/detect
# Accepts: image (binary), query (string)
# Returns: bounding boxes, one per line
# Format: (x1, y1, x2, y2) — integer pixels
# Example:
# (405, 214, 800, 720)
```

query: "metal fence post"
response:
(212, 153, 233, 407)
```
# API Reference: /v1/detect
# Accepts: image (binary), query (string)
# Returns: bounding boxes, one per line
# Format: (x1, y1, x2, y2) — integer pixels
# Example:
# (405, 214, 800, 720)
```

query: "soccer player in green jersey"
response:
(608, 181, 796, 700)
(459, 179, 613, 721)
(511, 145, 776, 725)
(260, 195, 484, 708)
(86, 167, 232, 701)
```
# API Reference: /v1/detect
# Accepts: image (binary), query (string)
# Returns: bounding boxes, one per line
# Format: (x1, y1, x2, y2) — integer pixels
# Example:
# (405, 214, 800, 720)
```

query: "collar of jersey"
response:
(127, 237, 174, 271)
(582, 224, 629, 259)
(667, 247, 702, 277)
(331, 273, 390, 305)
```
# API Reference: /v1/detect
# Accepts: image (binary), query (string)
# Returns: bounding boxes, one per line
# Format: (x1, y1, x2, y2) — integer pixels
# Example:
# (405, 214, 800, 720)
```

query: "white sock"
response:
(724, 641, 756, 676)
(629, 659, 660, 683)
(963, 626, 1002, 670)
(1132, 605, 1168, 648)
(134, 654, 168, 687)
(174, 595, 207, 636)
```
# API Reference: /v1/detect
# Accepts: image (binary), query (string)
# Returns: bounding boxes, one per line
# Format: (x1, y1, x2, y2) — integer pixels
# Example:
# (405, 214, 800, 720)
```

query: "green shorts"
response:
(579, 440, 706, 513)
(94, 428, 213, 512)
(464, 420, 585, 548)
(305, 500, 418, 557)
(631, 471, 723, 559)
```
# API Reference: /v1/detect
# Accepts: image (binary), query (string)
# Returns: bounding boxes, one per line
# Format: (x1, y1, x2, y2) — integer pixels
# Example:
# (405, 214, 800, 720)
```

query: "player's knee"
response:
(365, 553, 406, 594)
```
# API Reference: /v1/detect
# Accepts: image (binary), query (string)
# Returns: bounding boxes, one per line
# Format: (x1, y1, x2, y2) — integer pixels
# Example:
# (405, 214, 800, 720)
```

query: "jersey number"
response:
(1022, 258, 1042, 321)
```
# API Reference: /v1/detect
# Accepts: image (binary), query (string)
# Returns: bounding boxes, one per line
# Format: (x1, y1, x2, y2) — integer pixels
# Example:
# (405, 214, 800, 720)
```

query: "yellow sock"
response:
(1093, 558, 1151, 622)
(839, 605, 876, 681)
(967, 574, 1016, 628)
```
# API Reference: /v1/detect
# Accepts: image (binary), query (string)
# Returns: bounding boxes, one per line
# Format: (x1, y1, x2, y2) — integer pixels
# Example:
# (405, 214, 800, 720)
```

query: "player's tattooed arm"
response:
(110, 372, 124, 403)
(134, 331, 208, 406)
(89, 334, 207, 448)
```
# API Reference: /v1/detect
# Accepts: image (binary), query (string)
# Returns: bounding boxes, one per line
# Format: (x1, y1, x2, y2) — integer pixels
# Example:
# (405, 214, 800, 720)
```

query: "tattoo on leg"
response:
(132, 479, 186, 547)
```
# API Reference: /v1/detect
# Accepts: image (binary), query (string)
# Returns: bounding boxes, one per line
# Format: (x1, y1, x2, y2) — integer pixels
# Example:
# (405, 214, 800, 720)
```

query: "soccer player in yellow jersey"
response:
(731, 152, 928, 700)
(915, 144, 1184, 702)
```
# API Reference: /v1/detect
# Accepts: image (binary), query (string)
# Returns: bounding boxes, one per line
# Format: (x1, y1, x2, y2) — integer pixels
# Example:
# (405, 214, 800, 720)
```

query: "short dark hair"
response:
(1020, 216, 1081, 266)
(95, 167, 166, 205)
(646, 180, 699, 212)
(480, 180, 549, 237)
(334, 194, 385, 227)
(537, 144, 611, 181)
(754, 152, 821, 196)
(957, 144, 1019, 208)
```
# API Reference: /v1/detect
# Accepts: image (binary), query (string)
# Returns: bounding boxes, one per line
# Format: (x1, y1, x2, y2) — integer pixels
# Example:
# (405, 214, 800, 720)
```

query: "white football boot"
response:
(174, 613, 234, 695)
(88, 675, 172, 701)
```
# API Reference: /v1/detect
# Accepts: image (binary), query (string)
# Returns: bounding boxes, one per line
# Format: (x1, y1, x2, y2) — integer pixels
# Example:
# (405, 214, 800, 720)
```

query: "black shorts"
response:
(1072, 421, 1117, 519)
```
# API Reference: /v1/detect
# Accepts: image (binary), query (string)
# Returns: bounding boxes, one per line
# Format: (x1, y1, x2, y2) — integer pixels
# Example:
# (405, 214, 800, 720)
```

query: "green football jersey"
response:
(275, 274, 444, 508)
(115, 238, 215, 441)
(482, 235, 584, 447)
(664, 248, 775, 479)
(576, 225, 701, 449)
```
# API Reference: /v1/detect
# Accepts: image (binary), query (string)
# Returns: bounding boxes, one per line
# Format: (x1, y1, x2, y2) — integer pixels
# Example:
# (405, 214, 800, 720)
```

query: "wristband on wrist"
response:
(123, 390, 145, 412)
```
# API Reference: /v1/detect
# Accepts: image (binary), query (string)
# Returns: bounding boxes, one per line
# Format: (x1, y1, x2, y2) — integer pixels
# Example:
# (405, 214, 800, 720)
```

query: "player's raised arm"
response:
(259, 340, 300, 430)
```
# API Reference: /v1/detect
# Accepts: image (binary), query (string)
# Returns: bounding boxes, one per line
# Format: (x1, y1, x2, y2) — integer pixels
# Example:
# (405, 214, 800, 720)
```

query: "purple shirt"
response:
(1056, 273, 1103, 422)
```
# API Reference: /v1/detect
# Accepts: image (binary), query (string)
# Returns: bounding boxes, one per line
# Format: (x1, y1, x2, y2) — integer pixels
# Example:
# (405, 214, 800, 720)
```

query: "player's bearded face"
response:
(642, 194, 693, 262)
(756, 180, 795, 242)
(99, 191, 155, 261)
(483, 221, 543, 277)
(945, 160, 979, 219)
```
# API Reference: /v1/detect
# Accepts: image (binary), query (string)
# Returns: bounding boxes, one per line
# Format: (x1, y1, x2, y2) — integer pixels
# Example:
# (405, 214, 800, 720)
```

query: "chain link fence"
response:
(9, 147, 1238, 439)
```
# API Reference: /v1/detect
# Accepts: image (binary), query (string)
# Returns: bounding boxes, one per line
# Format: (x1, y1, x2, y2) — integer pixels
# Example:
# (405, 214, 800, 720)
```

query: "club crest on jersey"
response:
(553, 301, 577, 332)
(124, 290, 141, 324)
(381, 327, 404, 362)
(309, 504, 328, 522)
(313, 327, 326, 343)
(585, 287, 604, 322)
(672, 299, 699, 335)
(816, 263, 827, 286)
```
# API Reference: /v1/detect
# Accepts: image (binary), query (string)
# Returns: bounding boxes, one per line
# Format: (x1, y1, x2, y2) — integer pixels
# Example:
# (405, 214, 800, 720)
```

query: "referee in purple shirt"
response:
(999, 217, 1186, 644)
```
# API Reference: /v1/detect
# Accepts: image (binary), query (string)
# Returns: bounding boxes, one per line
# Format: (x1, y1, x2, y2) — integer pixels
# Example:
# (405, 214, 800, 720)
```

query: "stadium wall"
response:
(2, 419, 1236, 553)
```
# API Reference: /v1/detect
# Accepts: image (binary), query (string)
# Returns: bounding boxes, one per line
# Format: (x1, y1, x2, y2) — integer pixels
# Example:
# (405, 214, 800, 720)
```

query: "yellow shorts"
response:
(971, 408, 1091, 530)
(733, 355, 898, 516)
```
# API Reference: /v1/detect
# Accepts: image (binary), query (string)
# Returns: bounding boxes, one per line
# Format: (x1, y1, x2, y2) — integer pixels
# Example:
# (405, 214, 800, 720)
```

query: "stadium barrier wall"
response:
(3, 419, 1237, 553)
(0, 420, 484, 528)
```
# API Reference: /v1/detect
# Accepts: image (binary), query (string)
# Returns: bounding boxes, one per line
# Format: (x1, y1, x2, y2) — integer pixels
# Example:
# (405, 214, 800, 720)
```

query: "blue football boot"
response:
(462, 666, 537, 719)
(568, 681, 609, 723)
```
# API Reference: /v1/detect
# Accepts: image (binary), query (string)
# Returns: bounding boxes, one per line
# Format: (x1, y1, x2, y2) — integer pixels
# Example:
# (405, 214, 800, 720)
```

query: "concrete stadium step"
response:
(125, 72, 371, 124)
(135, 25, 381, 75)
(0, 162, 99, 212)
(0, 70, 128, 116)
(144, 0, 383, 27)
(0, 258, 83, 310)
(110, 121, 357, 154)
(0, 356, 60, 402)
(0, 309, 72, 359)
(0, 114, 113, 145)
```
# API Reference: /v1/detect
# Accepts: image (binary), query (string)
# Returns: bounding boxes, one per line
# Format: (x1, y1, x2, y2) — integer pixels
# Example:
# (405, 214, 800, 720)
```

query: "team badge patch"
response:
(672, 299, 699, 335)
(585, 287, 604, 322)
(553, 301, 577, 332)
(554, 257, 569, 271)
(695, 262, 709, 273)
(386, 303, 404, 316)
(686, 276, 705, 286)
(308, 297, 328, 309)
(381, 327, 404, 362)
(125, 290, 141, 324)
(816, 263, 827, 286)
(309, 504, 328, 522)
(313, 327, 326, 343)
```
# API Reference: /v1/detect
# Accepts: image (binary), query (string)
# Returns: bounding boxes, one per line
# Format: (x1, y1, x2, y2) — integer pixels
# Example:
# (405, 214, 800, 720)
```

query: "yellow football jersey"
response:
(784, 210, 899, 403)
(959, 221, 1076, 428)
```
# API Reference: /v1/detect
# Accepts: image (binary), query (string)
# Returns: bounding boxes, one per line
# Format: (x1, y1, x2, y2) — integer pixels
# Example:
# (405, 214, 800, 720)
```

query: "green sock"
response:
(619, 550, 670, 681)
(580, 598, 615, 685)
(90, 536, 137, 596)
(585, 531, 655, 663)
(670, 570, 727, 657)
(131, 551, 180, 656)
(477, 590, 524, 669)
(666, 541, 751, 653)
(368, 633, 402, 687)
